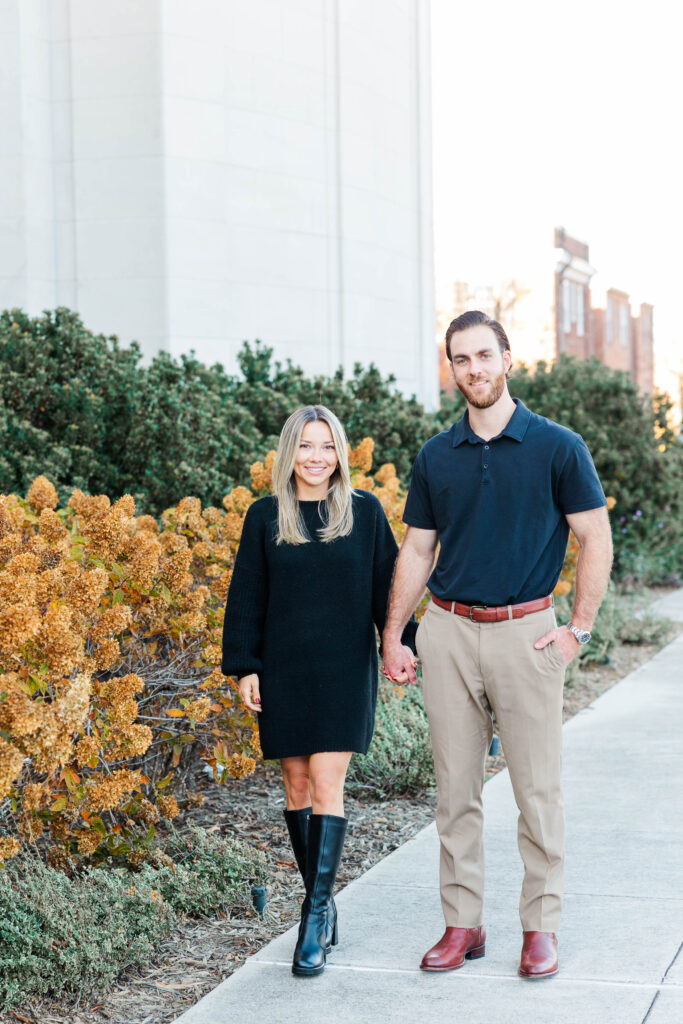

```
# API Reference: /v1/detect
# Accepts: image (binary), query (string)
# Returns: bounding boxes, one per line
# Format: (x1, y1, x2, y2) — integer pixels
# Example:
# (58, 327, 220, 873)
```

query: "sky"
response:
(430, 0, 682, 408)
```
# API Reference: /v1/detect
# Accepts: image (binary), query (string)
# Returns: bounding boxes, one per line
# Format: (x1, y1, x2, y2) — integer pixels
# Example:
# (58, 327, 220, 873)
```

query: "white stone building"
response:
(0, 0, 437, 407)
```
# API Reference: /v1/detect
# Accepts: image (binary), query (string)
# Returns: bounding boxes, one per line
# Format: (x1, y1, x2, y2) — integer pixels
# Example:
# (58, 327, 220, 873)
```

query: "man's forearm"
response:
(570, 536, 613, 630)
(383, 544, 433, 644)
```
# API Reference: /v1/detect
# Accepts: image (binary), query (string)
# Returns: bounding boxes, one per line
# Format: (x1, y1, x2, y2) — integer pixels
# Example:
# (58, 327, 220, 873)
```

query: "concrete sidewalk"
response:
(175, 592, 683, 1024)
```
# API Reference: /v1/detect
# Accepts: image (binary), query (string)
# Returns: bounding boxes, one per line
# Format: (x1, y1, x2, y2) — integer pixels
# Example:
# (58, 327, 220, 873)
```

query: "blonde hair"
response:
(272, 405, 354, 545)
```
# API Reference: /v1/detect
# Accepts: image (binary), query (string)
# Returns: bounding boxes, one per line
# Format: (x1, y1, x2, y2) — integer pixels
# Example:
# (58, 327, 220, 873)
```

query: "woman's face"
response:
(293, 420, 339, 499)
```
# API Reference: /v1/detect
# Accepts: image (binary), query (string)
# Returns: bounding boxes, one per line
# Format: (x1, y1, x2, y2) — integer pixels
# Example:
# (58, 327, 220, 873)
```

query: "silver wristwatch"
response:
(567, 622, 591, 645)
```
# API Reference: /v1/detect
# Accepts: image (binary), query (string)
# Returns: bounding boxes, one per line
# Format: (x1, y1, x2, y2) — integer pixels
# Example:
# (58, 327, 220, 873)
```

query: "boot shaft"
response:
(283, 806, 311, 879)
(304, 814, 347, 911)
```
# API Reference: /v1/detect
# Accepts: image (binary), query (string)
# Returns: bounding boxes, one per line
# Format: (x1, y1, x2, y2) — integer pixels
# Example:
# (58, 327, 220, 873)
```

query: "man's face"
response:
(449, 324, 511, 409)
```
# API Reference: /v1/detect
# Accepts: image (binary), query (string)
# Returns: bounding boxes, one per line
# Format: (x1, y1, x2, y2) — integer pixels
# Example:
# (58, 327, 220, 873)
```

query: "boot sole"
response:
(518, 965, 558, 979)
(420, 946, 486, 972)
(292, 964, 325, 977)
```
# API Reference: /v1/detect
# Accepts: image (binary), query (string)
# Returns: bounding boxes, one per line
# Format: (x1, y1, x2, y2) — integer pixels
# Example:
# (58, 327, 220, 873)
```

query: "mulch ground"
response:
(3, 622, 680, 1024)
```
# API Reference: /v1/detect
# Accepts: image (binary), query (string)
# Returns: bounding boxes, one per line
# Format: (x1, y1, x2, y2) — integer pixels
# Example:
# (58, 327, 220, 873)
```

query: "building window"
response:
(562, 278, 571, 333)
(576, 285, 584, 337)
(606, 301, 613, 344)
(620, 304, 629, 347)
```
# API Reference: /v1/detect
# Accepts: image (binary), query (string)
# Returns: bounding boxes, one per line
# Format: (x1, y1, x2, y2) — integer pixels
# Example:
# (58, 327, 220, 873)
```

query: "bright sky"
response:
(430, 0, 682, 410)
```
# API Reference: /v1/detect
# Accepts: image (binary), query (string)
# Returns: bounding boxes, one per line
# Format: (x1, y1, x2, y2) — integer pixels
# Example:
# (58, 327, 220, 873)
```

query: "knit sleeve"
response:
(221, 503, 268, 679)
(371, 501, 418, 655)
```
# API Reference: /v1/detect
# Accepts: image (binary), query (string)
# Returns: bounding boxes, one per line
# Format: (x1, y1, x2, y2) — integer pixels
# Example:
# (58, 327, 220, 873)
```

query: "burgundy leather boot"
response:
(420, 926, 486, 971)
(519, 931, 558, 978)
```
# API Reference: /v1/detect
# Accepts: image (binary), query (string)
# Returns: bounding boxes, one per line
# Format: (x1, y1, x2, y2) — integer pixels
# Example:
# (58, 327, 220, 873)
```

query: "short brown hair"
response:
(444, 310, 511, 362)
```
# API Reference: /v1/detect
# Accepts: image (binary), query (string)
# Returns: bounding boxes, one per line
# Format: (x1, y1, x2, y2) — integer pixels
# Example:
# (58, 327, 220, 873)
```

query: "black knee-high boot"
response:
(292, 814, 347, 977)
(283, 806, 337, 952)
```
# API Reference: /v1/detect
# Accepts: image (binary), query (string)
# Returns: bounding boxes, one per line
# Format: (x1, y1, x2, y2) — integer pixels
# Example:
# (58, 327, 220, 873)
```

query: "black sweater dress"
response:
(221, 489, 417, 760)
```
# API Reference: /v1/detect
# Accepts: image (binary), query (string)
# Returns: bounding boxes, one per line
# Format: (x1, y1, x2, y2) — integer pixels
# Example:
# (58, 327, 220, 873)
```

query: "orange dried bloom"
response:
(93, 637, 120, 671)
(348, 438, 374, 472)
(0, 604, 41, 658)
(89, 605, 132, 643)
(22, 781, 50, 811)
(0, 690, 43, 736)
(0, 738, 25, 798)
(192, 541, 211, 560)
(0, 534, 22, 564)
(113, 494, 136, 518)
(202, 506, 223, 524)
(34, 567, 66, 605)
(0, 837, 21, 863)
(77, 830, 102, 856)
(39, 606, 83, 676)
(107, 723, 152, 759)
(157, 795, 180, 819)
(135, 514, 159, 533)
(80, 507, 129, 560)
(99, 673, 144, 701)
(201, 643, 222, 665)
(0, 570, 37, 607)
(19, 812, 44, 841)
(108, 695, 139, 730)
(249, 451, 276, 493)
(159, 532, 188, 556)
(222, 486, 254, 516)
(162, 549, 193, 594)
(374, 463, 397, 485)
(185, 696, 212, 722)
(47, 846, 73, 873)
(38, 508, 68, 543)
(352, 473, 374, 492)
(74, 734, 100, 768)
(27, 476, 59, 511)
(224, 752, 257, 779)
(66, 567, 108, 616)
(134, 797, 160, 825)
(87, 768, 145, 811)
(7, 551, 39, 574)
(127, 535, 162, 589)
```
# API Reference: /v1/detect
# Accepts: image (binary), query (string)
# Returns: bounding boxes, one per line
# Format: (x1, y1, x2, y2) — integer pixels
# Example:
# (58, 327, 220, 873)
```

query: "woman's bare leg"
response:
(281, 755, 312, 810)
(308, 751, 352, 817)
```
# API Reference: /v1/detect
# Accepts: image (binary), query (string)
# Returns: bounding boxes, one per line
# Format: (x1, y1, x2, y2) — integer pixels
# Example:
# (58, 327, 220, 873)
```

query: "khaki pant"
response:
(416, 601, 565, 932)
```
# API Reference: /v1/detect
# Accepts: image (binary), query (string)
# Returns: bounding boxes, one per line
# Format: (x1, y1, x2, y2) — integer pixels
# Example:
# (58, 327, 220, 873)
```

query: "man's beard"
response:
(457, 370, 506, 409)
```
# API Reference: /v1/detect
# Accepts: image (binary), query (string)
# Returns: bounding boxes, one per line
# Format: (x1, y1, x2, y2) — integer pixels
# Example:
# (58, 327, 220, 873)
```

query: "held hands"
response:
(382, 643, 419, 686)
(534, 625, 580, 667)
(238, 673, 262, 712)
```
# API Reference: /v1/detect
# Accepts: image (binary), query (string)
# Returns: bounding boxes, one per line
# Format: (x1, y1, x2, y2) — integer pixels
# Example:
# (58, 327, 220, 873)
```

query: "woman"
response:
(221, 405, 416, 977)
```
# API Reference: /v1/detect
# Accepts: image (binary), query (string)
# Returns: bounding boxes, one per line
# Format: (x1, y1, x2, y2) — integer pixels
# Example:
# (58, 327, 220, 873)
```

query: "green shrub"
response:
(145, 825, 267, 917)
(347, 680, 434, 798)
(0, 852, 176, 1010)
(0, 827, 267, 1011)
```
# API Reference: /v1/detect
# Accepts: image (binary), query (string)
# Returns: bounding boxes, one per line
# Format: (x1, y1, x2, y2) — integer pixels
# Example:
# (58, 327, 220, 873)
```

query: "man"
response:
(382, 310, 612, 979)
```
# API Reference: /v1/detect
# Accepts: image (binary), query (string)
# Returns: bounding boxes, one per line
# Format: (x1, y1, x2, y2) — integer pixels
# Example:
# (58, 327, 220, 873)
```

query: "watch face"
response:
(570, 625, 591, 644)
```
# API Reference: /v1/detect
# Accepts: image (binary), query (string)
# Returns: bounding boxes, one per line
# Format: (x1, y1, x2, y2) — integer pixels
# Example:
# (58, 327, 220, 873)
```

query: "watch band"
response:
(568, 622, 591, 645)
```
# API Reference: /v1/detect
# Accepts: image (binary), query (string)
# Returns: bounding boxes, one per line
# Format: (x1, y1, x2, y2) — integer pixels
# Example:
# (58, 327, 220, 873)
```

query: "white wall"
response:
(0, 0, 437, 407)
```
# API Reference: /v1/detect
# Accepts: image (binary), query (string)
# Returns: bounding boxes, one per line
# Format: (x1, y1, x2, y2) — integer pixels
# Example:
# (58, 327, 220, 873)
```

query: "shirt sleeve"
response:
(402, 447, 437, 530)
(556, 437, 607, 515)
(371, 501, 418, 655)
(221, 502, 268, 679)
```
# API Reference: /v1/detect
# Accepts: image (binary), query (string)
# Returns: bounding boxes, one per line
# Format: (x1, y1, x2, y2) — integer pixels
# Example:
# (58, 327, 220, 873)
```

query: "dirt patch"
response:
(4, 621, 680, 1024)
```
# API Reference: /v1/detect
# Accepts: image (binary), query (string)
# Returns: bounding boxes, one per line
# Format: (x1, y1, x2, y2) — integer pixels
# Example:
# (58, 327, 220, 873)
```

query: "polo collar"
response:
(450, 398, 532, 447)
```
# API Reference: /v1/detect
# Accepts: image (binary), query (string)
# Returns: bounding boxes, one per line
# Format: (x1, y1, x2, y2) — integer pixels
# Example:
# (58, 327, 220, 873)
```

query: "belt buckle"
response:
(468, 604, 488, 621)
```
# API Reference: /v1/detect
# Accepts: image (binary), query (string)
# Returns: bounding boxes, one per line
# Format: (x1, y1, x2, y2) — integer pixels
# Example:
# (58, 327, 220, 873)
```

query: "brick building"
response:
(555, 229, 654, 394)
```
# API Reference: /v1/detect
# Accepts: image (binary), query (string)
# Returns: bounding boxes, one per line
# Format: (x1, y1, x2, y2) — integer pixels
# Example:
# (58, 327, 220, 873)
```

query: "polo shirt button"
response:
(484, 445, 489, 450)
(483, 464, 488, 469)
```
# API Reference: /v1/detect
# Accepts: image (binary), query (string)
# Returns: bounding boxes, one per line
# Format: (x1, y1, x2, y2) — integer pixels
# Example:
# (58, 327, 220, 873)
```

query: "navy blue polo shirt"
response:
(403, 399, 606, 606)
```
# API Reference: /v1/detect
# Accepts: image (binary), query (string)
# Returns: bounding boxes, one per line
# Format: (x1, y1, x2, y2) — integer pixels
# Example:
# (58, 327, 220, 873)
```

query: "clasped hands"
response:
(382, 643, 419, 685)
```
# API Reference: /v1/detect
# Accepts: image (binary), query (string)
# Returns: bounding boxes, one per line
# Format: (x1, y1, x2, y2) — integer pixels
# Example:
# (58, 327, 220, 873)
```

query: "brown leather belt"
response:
(431, 594, 553, 622)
